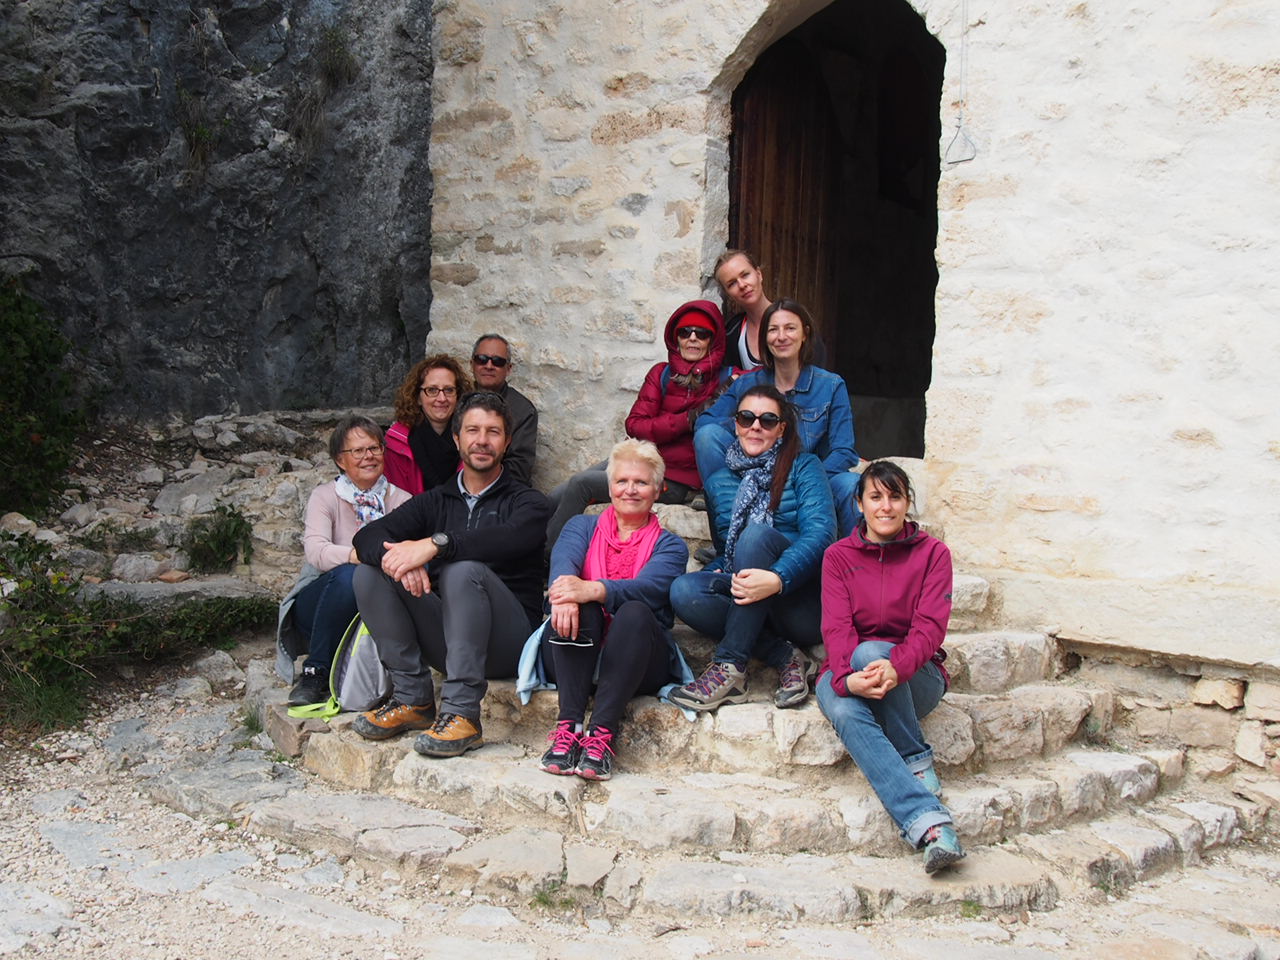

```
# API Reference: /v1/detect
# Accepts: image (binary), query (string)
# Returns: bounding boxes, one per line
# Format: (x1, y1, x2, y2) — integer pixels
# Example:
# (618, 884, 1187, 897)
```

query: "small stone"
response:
(1244, 681, 1280, 722)
(1188, 752, 1236, 779)
(60, 502, 98, 527)
(1168, 705, 1237, 749)
(192, 650, 245, 686)
(1234, 721, 1268, 767)
(1136, 748, 1185, 784)
(0, 512, 37, 535)
(136, 467, 165, 484)
(1191, 677, 1245, 710)
(157, 569, 190, 583)
(154, 676, 214, 702)
(443, 828, 564, 895)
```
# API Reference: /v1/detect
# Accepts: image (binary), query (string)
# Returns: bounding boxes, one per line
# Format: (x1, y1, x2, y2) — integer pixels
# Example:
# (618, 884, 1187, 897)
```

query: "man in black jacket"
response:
(350, 392, 549, 756)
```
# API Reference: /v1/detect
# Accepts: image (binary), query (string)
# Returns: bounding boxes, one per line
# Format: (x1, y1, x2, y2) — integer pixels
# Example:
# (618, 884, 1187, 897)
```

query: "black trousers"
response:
(544, 599, 670, 732)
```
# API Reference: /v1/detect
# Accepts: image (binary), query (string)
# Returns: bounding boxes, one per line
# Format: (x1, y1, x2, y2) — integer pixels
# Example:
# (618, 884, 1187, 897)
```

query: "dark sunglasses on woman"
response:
(473, 354, 509, 367)
(676, 326, 713, 341)
(734, 410, 783, 429)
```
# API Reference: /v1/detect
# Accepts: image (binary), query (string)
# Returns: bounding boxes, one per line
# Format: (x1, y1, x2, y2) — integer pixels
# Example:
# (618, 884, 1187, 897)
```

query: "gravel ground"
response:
(4, 646, 1280, 960)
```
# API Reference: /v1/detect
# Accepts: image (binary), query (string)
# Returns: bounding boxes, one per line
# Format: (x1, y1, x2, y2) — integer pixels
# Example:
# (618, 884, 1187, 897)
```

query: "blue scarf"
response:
(334, 474, 390, 528)
(721, 440, 778, 572)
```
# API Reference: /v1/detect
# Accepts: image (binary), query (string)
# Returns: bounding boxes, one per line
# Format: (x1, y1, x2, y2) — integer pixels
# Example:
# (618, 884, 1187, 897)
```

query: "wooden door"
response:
(730, 38, 844, 360)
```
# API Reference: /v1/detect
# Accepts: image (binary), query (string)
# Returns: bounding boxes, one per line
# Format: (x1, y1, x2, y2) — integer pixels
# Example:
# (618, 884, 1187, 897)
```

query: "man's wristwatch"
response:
(430, 532, 451, 554)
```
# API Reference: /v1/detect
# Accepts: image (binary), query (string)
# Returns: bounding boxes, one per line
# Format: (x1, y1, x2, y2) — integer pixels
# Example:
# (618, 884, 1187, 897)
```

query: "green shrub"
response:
(0, 532, 275, 731)
(0, 278, 83, 515)
(183, 504, 254, 573)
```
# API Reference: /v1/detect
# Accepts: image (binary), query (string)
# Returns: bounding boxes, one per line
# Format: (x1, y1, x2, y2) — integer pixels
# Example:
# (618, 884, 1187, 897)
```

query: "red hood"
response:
(663, 300, 727, 381)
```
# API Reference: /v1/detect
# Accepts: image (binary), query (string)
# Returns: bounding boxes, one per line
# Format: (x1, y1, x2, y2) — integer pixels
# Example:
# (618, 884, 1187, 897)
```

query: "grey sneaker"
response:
(774, 648, 816, 708)
(669, 661, 747, 712)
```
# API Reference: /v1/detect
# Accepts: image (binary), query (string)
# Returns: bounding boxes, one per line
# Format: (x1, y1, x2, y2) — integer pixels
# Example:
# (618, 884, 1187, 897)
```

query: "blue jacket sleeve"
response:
(549, 513, 594, 580)
(814, 371, 858, 474)
(770, 455, 837, 591)
(695, 368, 761, 434)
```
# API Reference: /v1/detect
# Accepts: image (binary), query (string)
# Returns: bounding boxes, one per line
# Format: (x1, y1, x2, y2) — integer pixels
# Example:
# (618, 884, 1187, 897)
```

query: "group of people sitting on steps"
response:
(275, 250, 965, 875)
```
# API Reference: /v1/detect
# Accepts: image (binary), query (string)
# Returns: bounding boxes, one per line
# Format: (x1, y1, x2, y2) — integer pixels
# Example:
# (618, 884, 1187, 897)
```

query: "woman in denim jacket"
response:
(694, 299, 859, 542)
(670, 385, 836, 713)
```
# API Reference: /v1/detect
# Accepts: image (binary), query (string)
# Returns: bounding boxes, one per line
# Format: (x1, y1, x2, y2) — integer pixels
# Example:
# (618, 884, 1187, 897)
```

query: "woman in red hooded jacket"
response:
(544, 300, 732, 553)
(816, 460, 965, 875)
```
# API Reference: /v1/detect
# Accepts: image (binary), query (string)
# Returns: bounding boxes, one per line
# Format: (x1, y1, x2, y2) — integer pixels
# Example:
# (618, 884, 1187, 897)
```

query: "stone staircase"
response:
(247, 546, 1279, 924)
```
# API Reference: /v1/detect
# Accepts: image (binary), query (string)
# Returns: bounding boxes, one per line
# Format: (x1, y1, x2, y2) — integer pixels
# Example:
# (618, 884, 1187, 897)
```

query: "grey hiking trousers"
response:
(353, 561, 531, 718)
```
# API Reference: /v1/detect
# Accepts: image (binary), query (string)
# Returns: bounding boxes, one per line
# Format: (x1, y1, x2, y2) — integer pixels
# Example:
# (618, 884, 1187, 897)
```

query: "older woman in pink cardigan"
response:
(276, 415, 411, 706)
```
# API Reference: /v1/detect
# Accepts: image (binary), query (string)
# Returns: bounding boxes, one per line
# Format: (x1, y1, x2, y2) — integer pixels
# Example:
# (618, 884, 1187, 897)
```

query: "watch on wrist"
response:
(430, 532, 451, 552)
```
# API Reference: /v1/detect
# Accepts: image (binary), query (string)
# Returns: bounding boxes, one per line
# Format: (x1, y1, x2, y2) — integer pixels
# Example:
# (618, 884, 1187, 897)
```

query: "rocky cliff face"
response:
(0, 0, 433, 418)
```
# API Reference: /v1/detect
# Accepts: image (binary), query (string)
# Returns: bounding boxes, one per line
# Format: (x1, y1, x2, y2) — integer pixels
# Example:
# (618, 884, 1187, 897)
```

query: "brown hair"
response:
(392, 354, 471, 427)
(737, 384, 799, 512)
(760, 298, 817, 371)
(856, 460, 916, 508)
(328, 415, 384, 464)
(713, 248, 762, 284)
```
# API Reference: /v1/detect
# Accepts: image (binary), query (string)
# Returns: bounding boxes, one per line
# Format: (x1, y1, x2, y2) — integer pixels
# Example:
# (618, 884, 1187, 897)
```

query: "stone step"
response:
(297, 715, 1240, 864)
(194, 735, 1267, 924)
(673, 624, 1050, 695)
(475, 673, 1111, 776)
(118, 665, 1278, 932)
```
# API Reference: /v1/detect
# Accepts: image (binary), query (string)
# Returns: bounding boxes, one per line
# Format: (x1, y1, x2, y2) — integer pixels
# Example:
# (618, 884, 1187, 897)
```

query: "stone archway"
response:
(726, 0, 944, 459)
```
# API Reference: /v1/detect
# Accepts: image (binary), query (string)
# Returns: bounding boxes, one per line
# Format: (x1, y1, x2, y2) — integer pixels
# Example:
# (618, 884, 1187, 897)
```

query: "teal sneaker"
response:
(915, 764, 943, 798)
(922, 824, 965, 874)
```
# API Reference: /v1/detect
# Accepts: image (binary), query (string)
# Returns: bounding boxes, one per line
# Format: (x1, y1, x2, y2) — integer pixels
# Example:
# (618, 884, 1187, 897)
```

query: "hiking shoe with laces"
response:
(921, 824, 965, 874)
(668, 661, 747, 712)
(350, 700, 435, 741)
(915, 765, 943, 798)
(414, 712, 484, 758)
(575, 726, 614, 781)
(774, 648, 816, 708)
(288, 665, 329, 707)
(539, 720, 581, 775)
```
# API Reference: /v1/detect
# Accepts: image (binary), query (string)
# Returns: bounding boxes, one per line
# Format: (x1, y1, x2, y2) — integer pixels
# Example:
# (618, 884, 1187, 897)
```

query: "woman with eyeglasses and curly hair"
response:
(384, 354, 472, 496)
(670, 384, 836, 713)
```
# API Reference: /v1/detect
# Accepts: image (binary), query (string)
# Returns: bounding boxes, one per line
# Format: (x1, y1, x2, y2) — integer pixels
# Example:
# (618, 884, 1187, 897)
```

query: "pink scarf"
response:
(583, 506, 663, 582)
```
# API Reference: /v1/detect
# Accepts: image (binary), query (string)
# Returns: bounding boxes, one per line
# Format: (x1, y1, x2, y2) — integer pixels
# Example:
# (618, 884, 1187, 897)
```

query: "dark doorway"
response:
(728, 0, 944, 459)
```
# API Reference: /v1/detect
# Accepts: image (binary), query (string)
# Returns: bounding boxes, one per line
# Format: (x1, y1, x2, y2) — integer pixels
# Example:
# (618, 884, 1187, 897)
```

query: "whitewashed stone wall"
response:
(424, 0, 1280, 667)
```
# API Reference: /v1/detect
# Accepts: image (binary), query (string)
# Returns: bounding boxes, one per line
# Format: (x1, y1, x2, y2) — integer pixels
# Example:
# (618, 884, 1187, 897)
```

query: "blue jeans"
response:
(694, 423, 860, 542)
(816, 640, 952, 847)
(290, 563, 358, 673)
(670, 523, 820, 670)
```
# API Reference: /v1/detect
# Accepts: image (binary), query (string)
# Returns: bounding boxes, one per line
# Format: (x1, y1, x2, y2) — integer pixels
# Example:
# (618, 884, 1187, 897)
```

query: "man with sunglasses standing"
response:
(470, 334, 538, 487)
(349, 392, 549, 755)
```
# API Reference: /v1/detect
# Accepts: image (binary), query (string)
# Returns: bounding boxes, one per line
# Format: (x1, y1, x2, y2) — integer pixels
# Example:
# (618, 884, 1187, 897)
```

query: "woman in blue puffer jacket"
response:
(670, 384, 836, 713)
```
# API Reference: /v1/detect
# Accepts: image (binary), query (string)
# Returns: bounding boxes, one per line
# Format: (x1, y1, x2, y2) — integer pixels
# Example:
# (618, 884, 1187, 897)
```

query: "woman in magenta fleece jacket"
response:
(816, 460, 965, 874)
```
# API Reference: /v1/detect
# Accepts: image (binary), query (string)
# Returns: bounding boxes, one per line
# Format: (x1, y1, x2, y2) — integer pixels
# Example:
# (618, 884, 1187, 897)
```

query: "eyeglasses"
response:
(341, 444, 384, 459)
(472, 354, 510, 368)
(676, 326, 712, 341)
(420, 385, 458, 398)
(734, 411, 783, 430)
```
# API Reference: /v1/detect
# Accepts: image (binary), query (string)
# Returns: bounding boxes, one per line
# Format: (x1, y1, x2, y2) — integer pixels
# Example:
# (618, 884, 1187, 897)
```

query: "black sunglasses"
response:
(676, 326, 712, 341)
(734, 410, 783, 429)
(473, 354, 510, 368)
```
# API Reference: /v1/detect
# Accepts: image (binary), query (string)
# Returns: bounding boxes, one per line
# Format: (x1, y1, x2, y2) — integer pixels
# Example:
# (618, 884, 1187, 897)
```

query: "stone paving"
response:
(4, 640, 1280, 958)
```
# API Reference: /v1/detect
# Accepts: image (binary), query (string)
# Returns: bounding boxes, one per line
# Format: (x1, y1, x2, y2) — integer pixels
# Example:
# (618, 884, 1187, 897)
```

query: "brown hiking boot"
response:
(350, 700, 436, 741)
(413, 712, 483, 758)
